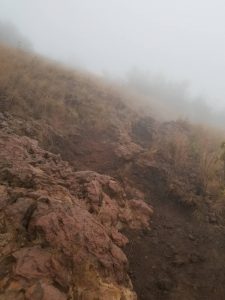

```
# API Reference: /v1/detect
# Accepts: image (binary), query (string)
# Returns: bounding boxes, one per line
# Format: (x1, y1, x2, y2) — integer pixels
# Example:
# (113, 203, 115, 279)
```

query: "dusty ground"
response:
(2, 113, 225, 300)
(124, 196, 225, 300)
(1, 46, 225, 300)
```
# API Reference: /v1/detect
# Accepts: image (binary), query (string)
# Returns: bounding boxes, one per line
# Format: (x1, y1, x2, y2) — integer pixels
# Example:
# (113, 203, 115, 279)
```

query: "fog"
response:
(1, 0, 225, 111)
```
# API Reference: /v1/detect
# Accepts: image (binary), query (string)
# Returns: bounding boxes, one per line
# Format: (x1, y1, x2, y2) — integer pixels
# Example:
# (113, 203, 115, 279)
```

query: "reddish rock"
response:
(0, 131, 152, 299)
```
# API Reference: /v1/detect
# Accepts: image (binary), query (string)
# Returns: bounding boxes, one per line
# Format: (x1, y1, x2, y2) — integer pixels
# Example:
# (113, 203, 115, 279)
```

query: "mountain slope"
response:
(1, 45, 225, 300)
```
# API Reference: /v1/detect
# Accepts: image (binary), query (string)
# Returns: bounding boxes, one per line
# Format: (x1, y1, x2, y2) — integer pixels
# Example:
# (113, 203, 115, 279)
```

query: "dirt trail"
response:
(124, 197, 225, 300)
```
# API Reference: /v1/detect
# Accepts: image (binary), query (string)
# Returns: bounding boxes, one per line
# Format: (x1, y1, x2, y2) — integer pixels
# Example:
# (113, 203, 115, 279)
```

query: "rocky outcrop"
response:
(0, 131, 152, 300)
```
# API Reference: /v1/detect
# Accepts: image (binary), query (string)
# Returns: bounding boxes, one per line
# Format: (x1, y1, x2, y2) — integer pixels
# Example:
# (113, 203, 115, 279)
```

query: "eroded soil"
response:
(125, 197, 225, 300)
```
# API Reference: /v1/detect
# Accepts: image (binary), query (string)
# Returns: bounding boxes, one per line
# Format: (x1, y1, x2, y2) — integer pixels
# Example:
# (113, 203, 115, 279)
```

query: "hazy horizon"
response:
(1, 0, 225, 109)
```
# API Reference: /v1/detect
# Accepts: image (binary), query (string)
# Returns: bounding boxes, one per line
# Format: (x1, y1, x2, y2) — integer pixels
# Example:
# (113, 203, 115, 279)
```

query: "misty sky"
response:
(1, 0, 225, 108)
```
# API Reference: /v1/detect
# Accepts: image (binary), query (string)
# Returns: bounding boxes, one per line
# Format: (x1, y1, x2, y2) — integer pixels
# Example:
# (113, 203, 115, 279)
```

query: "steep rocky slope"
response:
(1, 45, 225, 300)
(0, 130, 152, 299)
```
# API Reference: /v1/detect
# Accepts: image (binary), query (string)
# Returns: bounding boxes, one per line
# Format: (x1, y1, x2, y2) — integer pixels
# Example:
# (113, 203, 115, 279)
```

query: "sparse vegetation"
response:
(1, 45, 225, 210)
(1, 44, 225, 300)
(0, 44, 135, 134)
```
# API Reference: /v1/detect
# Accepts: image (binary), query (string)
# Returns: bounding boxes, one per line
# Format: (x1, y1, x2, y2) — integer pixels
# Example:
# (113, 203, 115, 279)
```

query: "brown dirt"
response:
(3, 112, 225, 300)
(2, 110, 225, 300)
(124, 196, 225, 300)
(2, 46, 225, 300)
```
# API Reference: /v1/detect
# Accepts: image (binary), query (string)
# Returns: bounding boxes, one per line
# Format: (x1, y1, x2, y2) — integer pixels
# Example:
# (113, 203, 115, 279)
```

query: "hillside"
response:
(1, 45, 225, 300)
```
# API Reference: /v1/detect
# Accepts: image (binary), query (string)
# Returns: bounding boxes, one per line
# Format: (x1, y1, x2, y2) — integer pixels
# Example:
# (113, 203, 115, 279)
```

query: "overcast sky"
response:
(1, 0, 225, 108)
